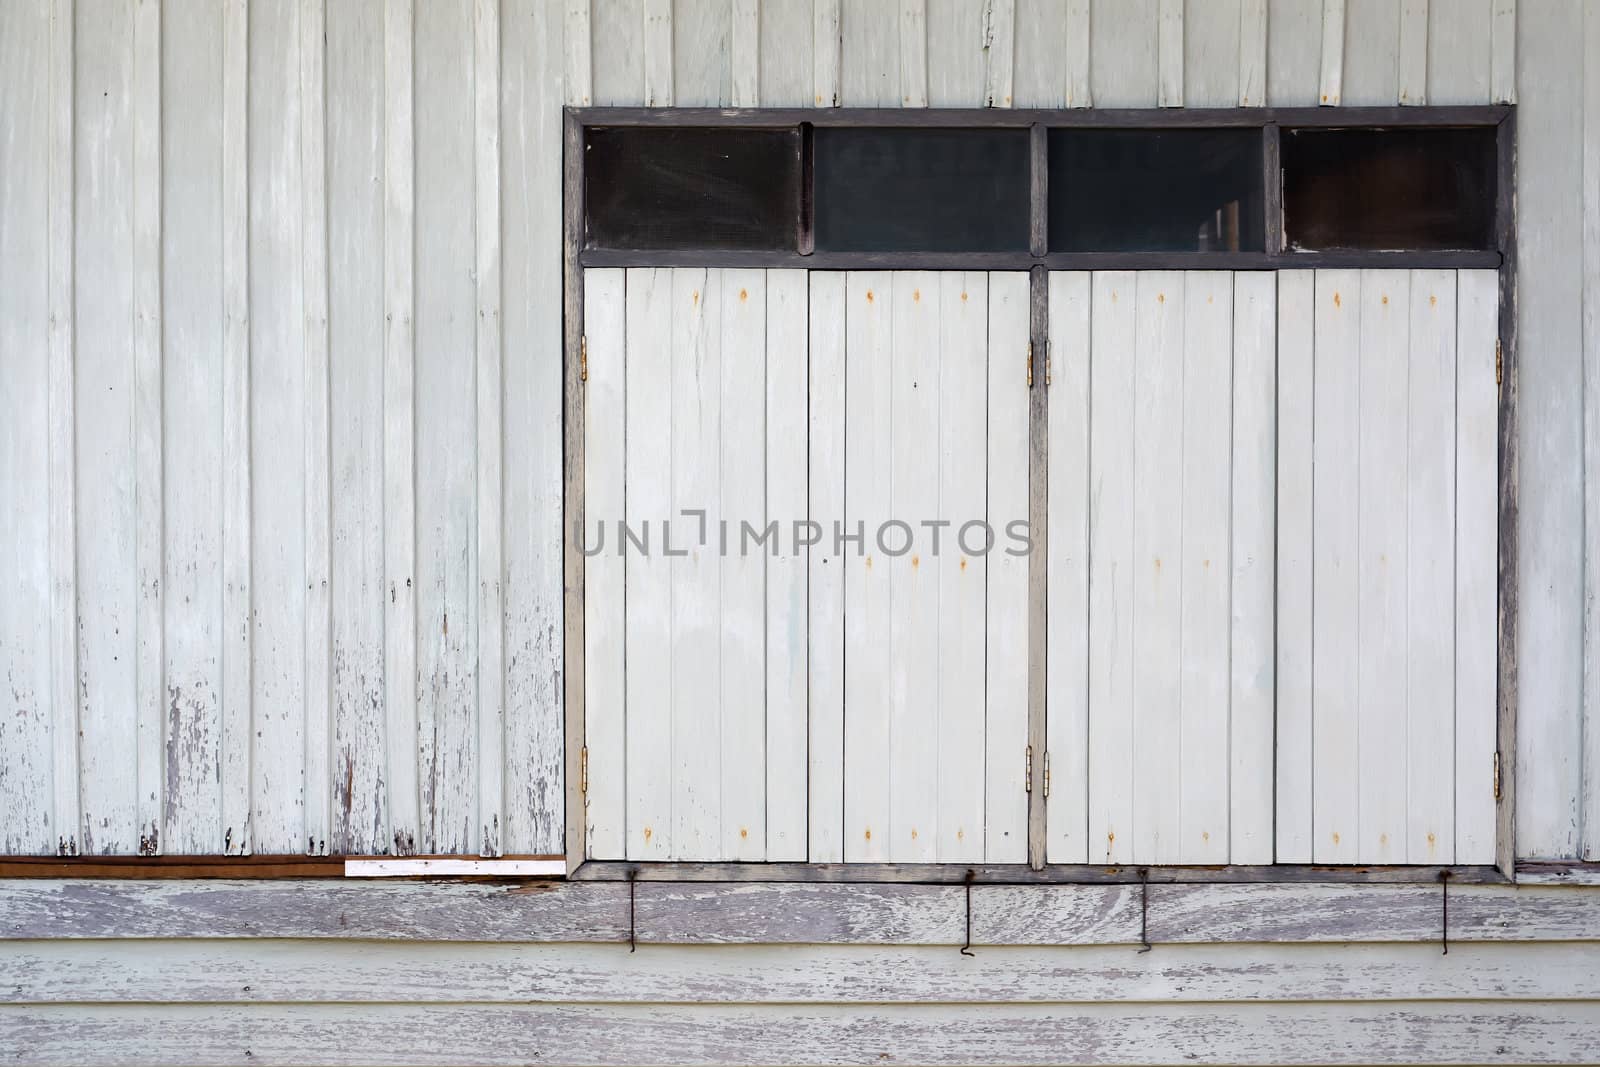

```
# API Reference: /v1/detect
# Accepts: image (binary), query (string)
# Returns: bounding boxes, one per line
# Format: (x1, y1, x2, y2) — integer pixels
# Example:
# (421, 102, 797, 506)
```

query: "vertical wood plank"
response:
(1356, 269, 1410, 864)
(642, 0, 673, 105)
(939, 272, 987, 864)
(1456, 269, 1499, 865)
(582, 269, 626, 861)
(383, 0, 420, 856)
(1268, 0, 1322, 106)
(1091, 0, 1157, 107)
(219, 0, 252, 855)
(75, 0, 140, 854)
(812, 0, 842, 106)
(1398, 0, 1427, 104)
(888, 272, 938, 863)
(1087, 271, 1136, 866)
(758, 0, 811, 104)
(0, 0, 56, 856)
(565, 0, 592, 106)
(132, 0, 164, 854)
(325, 0, 388, 856)
(900, 0, 928, 106)
(1406, 269, 1457, 864)
(624, 267, 673, 861)
(1318, 0, 1344, 105)
(984, 0, 1016, 107)
(1178, 272, 1231, 864)
(984, 271, 1030, 864)
(1490, 0, 1515, 103)
(1182, 0, 1239, 108)
(675, 0, 731, 106)
(720, 269, 766, 861)
(808, 271, 847, 863)
(1230, 271, 1276, 865)
(474, 0, 504, 858)
(1426, 0, 1491, 105)
(731, 0, 759, 106)
(1011, 0, 1066, 108)
(1342, 0, 1400, 106)
(301, 0, 331, 858)
(1026, 266, 1048, 871)
(766, 269, 810, 862)
(1585, 4, 1600, 863)
(841, 0, 899, 106)
(591, 0, 643, 105)
(1045, 271, 1090, 865)
(844, 271, 892, 862)
(1312, 268, 1360, 864)
(926, 0, 984, 107)
(1157, 0, 1183, 106)
(1238, 0, 1268, 105)
(1275, 269, 1315, 863)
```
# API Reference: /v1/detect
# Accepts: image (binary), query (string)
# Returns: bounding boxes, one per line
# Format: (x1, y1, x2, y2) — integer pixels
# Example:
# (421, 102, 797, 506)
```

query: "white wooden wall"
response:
(5, 0, 1600, 862)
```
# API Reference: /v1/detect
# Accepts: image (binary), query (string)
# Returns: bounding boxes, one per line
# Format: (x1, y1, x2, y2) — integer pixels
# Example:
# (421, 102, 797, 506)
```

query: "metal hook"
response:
(960, 869, 976, 957)
(628, 867, 638, 953)
(1137, 868, 1153, 953)
(1438, 869, 1451, 955)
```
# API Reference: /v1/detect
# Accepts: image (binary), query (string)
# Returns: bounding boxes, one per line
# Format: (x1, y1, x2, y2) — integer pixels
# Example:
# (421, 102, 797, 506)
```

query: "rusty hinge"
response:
(1495, 339, 1502, 387)
(1493, 750, 1501, 801)
(1025, 745, 1033, 793)
(1026, 341, 1034, 389)
(580, 335, 589, 383)
(1044, 343, 1052, 388)
(1043, 750, 1051, 799)
(580, 746, 589, 795)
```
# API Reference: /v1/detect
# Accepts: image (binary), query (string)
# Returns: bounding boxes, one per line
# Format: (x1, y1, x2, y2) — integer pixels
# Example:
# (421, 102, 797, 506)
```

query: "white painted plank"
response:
(583, 269, 626, 861)
(326, 0, 389, 857)
(841, 0, 900, 106)
(758, 0, 811, 105)
(1312, 269, 1360, 864)
(1426, 0, 1491, 105)
(1131, 273, 1184, 865)
(766, 270, 810, 862)
(1178, 272, 1230, 864)
(1238, 0, 1267, 105)
(984, 0, 1016, 107)
(249, 0, 308, 855)
(625, 268, 674, 861)
(1184, 0, 1240, 108)
(643, 0, 672, 105)
(670, 269, 722, 860)
(719, 269, 766, 861)
(926, 0, 983, 107)
(132, 0, 163, 855)
(1318, 0, 1345, 105)
(1230, 272, 1275, 866)
(500, 0, 565, 855)
(1490, 0, 1514, 103)
(1064, 0, 1091, 107)
(592, 0, 643, 105)
(1455, 269, 1500, 865)
(938, 272, 987, 865)
(900, 0, 928, 106)
(1397, 0, 1427, 104)
(731, 0, 758, 105)
(812, 0, 842, 106)
(565, 0, 593, 106)
(1356, 270, 1410, 864)
(1586, 3, 1600, 863)
(1274, 269, 1315, 864)
(808, 272, 848, 863)
(75, 0, 140, 854)
(344, 858, 566, 877)
(986, 272, 1031, 864)
(1406, 269, 1456, 864)
(843, 271, 893, 861)
(1342, 0, 1400, 105)
(384, 0, 420, 856)
(1012, 0, 1067, 107)
(219, 0, 251, 856)
(1045, 271, 1091, 865)
(1087, 271, 1136, 865)
(1268, 0, 1322, 105)
(301, 0, 331, 858)
(473, 0, 503, 858)
(1091, 0, 1157, 107)
(1157, 0, 1183, 106)
(0, 0, 55, 856)
(888, 273, 939, 863)
(675, 0, 731, 106)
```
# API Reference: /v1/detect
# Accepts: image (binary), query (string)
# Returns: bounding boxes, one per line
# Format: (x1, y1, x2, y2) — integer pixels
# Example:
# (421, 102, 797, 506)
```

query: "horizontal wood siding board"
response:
(3, 880, 1596, 944)
(579, 251, 1506, 270)
(568, 104, 1510, 126)
(4, 1001, 1600, 1065)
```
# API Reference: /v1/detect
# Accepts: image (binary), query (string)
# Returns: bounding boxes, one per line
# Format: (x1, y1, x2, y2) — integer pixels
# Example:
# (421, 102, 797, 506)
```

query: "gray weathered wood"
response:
(565, 0, 592, 106)
(1318, 0, 1345, 105)
(1585, 0, 1600, 864)
(812, 0, 842, 106)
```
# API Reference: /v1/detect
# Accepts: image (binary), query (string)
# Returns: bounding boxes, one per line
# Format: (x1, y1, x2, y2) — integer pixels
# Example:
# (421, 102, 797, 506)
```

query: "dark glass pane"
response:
(1048, 129, 1264, 253)
(1282, 127, 1497, 251)
(585, 127, 801, 251)
(812, 128, 1031, 252)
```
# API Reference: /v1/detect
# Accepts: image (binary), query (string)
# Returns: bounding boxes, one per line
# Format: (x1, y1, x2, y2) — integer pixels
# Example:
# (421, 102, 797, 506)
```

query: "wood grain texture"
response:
(1318, 0, 1345, 105)
(592, 0, 643, 105)
(900, 0, 928, 106)
(1091, 0, 1157, 107)
(565, 0, 593, 106)
(809, 272, 848, 863)
(731, 0, 758, 106)
(1398, 0, 1427, 104)
(1238, 0, 1267, 105)
(925, 0, 982, 107)
(1157, 0, 1183, 105)
(812, 0, 842, 106)
(675, 0, 731, 106)
(1269, 0, 1323, 105)
(1182, 0, 1240, 108)
(1585, 2, 1600, 863)
(1342, 0, 1400, 105)
(1426, 0, 1491, 105)
(758, 0, 810, 105)
(643, 0, 672, 105)
(1490, 0, 1514, 103)
(983, 0, 1016, 107)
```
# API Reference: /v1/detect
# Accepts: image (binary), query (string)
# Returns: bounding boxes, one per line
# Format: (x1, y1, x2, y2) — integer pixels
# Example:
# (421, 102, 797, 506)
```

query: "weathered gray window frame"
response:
(561, 105, 1519, 885)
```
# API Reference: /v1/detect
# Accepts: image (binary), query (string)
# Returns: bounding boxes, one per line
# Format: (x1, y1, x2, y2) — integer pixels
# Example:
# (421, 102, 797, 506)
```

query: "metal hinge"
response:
(580, 746, 589, 795)
(580, 335, 589, 383)
(1493, 750, 1501, 801)
(1044, 343, 1052, 387)
(1043, 750, 1051, 799)
(1025, 745, 1033, 793)
(1026, 341, 1034, 389)
(1495, 339, 1502, 387)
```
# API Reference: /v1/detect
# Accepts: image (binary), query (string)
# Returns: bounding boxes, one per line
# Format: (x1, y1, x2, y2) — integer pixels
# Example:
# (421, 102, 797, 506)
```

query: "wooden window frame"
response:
(561, 104, 1517, 884)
